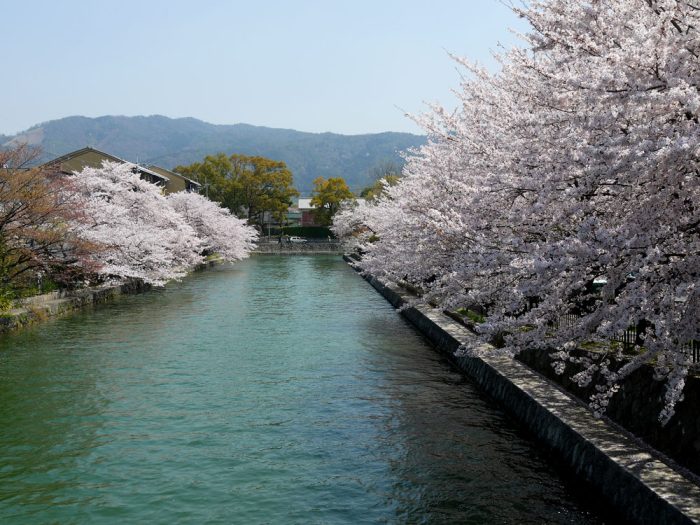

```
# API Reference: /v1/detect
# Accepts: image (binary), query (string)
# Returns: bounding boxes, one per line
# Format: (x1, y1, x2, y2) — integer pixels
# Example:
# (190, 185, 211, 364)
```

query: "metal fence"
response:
(555, 312, 700, 364)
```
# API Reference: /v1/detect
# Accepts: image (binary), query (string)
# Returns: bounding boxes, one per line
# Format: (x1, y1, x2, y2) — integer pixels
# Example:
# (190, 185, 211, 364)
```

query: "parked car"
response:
(289, 236, 307, 243)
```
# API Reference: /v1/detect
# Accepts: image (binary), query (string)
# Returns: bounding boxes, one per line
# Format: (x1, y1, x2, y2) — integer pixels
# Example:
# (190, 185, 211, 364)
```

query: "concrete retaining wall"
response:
(346, 256, 700, 525)
(0, 279, 151, 334)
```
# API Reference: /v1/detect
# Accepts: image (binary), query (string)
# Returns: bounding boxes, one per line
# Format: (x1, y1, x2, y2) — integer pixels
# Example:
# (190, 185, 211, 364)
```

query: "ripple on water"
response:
(0, 256, 605, 524)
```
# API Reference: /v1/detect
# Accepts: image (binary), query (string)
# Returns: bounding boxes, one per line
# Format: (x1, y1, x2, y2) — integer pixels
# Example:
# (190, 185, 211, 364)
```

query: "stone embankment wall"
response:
(516, 347, 700, 477)
(345, 255, 700, 525)
(254, 241, 343, 255)
(0, 280, 151, 334)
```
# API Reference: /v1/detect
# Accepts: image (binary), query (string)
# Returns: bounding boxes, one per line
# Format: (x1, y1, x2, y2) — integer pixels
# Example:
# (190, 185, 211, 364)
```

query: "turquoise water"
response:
(0, 256, 603, 523)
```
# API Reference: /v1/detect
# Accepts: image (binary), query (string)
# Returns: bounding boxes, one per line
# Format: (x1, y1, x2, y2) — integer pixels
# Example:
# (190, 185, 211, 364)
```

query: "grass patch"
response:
(455, 308, 486, 324)
(0, 288, 15, 312)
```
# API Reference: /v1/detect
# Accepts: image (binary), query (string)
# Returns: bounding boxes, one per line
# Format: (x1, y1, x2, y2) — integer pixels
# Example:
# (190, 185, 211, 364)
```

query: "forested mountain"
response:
(3, 115, 425, 193)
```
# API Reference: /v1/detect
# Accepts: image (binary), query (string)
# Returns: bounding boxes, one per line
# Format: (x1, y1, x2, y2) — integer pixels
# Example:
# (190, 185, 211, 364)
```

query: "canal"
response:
(0, 256, 606, 524)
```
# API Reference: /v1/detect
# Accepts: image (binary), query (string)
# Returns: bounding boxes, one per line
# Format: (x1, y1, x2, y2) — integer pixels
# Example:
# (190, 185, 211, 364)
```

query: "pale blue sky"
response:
(1, 1, 527, 136)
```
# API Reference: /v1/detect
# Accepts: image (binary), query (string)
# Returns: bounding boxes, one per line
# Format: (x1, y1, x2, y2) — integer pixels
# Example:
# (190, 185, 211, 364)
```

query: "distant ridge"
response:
(3, 115, 425, 192)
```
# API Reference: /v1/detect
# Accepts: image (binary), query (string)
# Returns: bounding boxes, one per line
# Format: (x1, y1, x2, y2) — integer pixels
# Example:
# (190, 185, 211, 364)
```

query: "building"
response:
(44, 147, 168, 186)
(297, 198, 320, 227)
(43, 147, 201, 195)
(285, 205, 302, 227)
(147, 165, 201, 194)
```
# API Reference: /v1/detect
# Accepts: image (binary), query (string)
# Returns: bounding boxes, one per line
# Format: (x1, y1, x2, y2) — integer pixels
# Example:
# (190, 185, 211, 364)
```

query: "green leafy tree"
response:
(360, 160, 401, 201)
(175, 154, 299, 228)
(310, 177, 355, 226)
(233, 155, 298, 228)
(359, 174, 401, 201)
(175, 153, 239, 209)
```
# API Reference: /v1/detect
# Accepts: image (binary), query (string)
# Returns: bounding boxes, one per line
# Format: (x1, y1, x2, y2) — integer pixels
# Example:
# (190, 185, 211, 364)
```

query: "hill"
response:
(3, 115, 425, 193)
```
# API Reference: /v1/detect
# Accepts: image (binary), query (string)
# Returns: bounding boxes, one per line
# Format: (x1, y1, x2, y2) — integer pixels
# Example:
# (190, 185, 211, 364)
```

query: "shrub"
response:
(282, 226, 334, 238)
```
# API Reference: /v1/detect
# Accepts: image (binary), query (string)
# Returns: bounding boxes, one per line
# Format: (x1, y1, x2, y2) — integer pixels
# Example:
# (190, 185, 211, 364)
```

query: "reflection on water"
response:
(0, 256, 604, 523)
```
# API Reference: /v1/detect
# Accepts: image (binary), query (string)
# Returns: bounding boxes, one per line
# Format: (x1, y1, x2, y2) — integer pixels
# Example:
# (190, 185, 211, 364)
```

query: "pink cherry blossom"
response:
(336, 0, 700, 423)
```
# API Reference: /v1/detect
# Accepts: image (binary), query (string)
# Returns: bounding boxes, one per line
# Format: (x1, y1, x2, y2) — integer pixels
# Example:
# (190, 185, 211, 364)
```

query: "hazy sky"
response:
(1, 1, 528, 136)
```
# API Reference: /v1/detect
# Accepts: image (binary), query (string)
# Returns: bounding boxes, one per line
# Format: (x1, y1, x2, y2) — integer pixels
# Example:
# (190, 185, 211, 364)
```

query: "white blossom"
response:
(167, 191, 258, 262)
(69, 162, 204, 286)
(336, 0, 700, 423)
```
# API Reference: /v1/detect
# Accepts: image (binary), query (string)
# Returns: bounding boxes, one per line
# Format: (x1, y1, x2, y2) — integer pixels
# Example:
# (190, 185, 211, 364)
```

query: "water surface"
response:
(0, 256, 604, 523)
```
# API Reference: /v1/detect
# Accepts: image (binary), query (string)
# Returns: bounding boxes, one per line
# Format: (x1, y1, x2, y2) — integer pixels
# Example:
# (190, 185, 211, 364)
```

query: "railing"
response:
(555, 312, 700, 364)
(612, 329, 700, 365)
(610, 326, 639, 353)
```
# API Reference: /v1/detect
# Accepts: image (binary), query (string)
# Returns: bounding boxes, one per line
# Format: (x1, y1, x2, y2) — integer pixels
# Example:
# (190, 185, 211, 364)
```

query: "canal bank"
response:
(0, 279, 152, 335)
(0, 258, 228, 336)
(344, 256, 700, 524)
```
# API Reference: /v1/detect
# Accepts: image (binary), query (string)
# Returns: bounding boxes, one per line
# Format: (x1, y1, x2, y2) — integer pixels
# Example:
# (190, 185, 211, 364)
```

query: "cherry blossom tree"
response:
(166, 191, 258, 262)
(0, 144, 97, 294)
(69, 162, 204, 286)
(337, 0, 700, 422)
